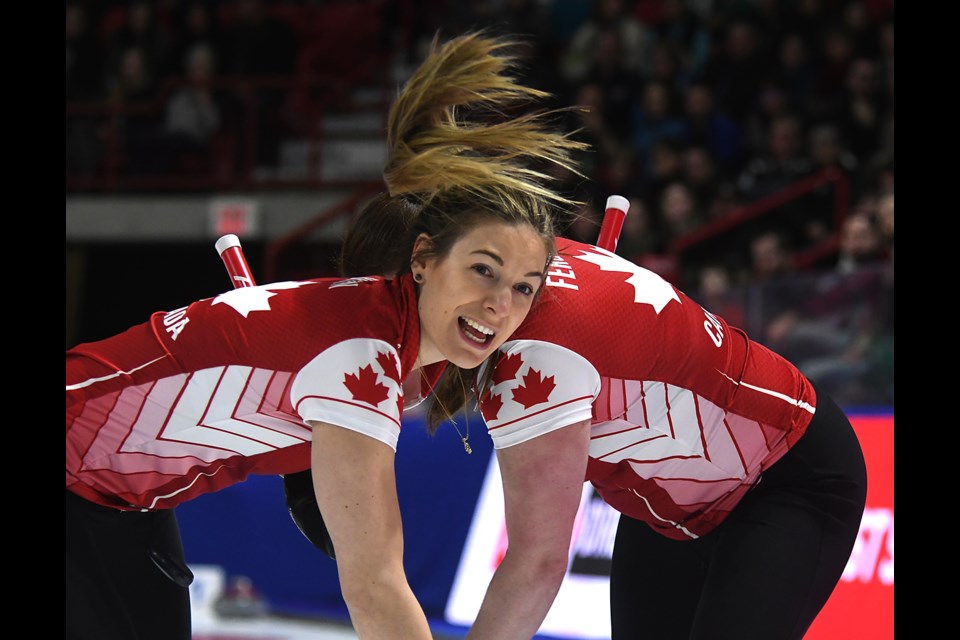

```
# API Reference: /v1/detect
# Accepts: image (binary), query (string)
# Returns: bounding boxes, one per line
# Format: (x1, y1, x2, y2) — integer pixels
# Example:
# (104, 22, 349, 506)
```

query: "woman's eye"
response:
(472, 264, 493, 277)
(515, 283, 535, 296)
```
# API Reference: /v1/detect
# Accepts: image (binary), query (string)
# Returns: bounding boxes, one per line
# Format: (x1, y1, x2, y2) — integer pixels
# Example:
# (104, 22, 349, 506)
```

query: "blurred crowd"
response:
(66, 0, 894, 406)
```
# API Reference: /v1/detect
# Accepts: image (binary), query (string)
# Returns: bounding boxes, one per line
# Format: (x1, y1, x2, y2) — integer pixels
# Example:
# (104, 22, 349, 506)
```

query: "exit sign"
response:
(210, 199, 260, 237)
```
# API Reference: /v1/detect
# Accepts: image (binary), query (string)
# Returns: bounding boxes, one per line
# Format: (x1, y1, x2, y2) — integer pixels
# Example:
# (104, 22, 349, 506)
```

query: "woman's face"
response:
(415, 220, 548, 369)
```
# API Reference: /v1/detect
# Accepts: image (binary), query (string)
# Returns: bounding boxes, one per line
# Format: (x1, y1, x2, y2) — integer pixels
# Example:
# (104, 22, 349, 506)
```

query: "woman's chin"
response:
(448, 349, 490, 370)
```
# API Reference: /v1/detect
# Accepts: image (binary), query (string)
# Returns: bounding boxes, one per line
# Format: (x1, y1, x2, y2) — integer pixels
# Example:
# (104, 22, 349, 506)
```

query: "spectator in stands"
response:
(773, 32, 817, 117)
(105, 46, 163, 175)
(658, 180, 706, 248)
(812, 26, 855, 117)
(809, 123, 859, 179)
(647, 40, 689, 93)
(652, 0, 712, 79)
(159, 44, 224, 173)
(680, 80, 745, 177)
(699, 18, 774, 119)
(168, 1, 225, 81)
(826, 57, 886, 163)
(803, 123, 859, 247)
(681, 144, 723, 217)
(842, 0, 882, 59)
(631, 80, 687, 166)
(560, 0, 655, 85)
(694, 263, 747, 330)
(561, 23, 643, 141)
(742, 81, 792, 159)
(638, 138, 685, 221)
(106, 45, 156, 106)
(747, 228, 796, 283)
(737, 112, 814, 204)
(834, 211, 885, 274)
(103, 1, 176, 82)
(746, 229, 806, 346)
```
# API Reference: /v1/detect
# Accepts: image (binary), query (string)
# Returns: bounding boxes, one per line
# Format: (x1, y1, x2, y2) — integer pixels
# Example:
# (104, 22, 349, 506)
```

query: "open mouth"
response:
(459, 316, 495, 347)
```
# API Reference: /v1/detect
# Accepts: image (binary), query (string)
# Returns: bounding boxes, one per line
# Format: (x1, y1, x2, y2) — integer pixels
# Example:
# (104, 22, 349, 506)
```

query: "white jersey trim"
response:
(483, 339, 600, 449)
(292, 338, 404, 451)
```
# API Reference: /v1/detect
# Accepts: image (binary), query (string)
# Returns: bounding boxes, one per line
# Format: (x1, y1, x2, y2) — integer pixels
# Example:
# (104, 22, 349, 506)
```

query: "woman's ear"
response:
(410, 233, 433, 271)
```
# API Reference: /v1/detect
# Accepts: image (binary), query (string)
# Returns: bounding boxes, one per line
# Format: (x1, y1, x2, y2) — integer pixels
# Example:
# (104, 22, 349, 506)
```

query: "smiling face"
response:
(413, 220, 549, 369)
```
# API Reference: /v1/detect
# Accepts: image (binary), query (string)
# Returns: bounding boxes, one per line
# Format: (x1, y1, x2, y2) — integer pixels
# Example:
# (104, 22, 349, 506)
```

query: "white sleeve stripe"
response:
(486, 395, 595, 431)
(717, 370, 816, 414)
(490, 405, 594, 449)
(294, 396, 401, 428)
(67, 356, 167, 391)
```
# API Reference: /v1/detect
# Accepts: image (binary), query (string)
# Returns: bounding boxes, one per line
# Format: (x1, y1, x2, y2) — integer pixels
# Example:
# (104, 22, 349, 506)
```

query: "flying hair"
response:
(383, 31, 586, 210)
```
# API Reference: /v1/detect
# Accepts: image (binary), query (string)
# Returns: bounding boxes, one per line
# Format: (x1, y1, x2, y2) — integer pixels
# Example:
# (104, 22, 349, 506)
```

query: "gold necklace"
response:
(450, 415, 472, 455)
(419, 366, 472, 454)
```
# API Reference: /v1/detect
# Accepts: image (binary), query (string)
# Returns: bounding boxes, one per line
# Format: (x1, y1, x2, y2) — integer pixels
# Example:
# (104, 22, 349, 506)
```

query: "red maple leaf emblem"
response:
(512, 369, 555, 409)
(375, 350, 400, 384)
(480, 391, 503, 422)
(344, 365, 390, 406)
(492, 352, 524, 385)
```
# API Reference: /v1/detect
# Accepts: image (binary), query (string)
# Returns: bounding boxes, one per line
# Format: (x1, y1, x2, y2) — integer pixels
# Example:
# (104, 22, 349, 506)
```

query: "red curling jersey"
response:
(478, 238, 816, 540)
(66, 273, 437, 511)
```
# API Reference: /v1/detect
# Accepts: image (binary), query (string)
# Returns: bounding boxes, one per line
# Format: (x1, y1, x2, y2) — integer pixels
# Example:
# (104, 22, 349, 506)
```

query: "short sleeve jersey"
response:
(66, 274, 437, 511)
(478, 239, 816, 540)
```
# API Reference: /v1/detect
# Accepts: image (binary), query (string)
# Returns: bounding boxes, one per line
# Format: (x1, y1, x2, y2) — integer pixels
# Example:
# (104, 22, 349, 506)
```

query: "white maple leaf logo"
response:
(211, 281, 315, 317)
(572, 247, 680, 313)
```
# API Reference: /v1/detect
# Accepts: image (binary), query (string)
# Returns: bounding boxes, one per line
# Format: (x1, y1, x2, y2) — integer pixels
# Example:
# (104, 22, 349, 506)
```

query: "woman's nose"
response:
(485, 285, 512, 316)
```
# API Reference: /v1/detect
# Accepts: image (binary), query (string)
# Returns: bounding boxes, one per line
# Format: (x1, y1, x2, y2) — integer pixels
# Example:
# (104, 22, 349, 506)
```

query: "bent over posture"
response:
(66, 31, 585, 640)
(472, 237, 868, 639)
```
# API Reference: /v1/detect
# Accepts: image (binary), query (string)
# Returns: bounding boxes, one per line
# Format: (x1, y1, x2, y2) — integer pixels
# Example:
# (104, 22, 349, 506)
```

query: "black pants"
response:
(609, 387, 868, 640)
(66, 490, 192, 640)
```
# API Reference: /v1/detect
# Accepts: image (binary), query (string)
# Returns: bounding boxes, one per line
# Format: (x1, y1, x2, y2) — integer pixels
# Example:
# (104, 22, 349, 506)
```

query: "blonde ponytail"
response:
(384, 31, 586, 209)
(341, 30, 590, 432)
